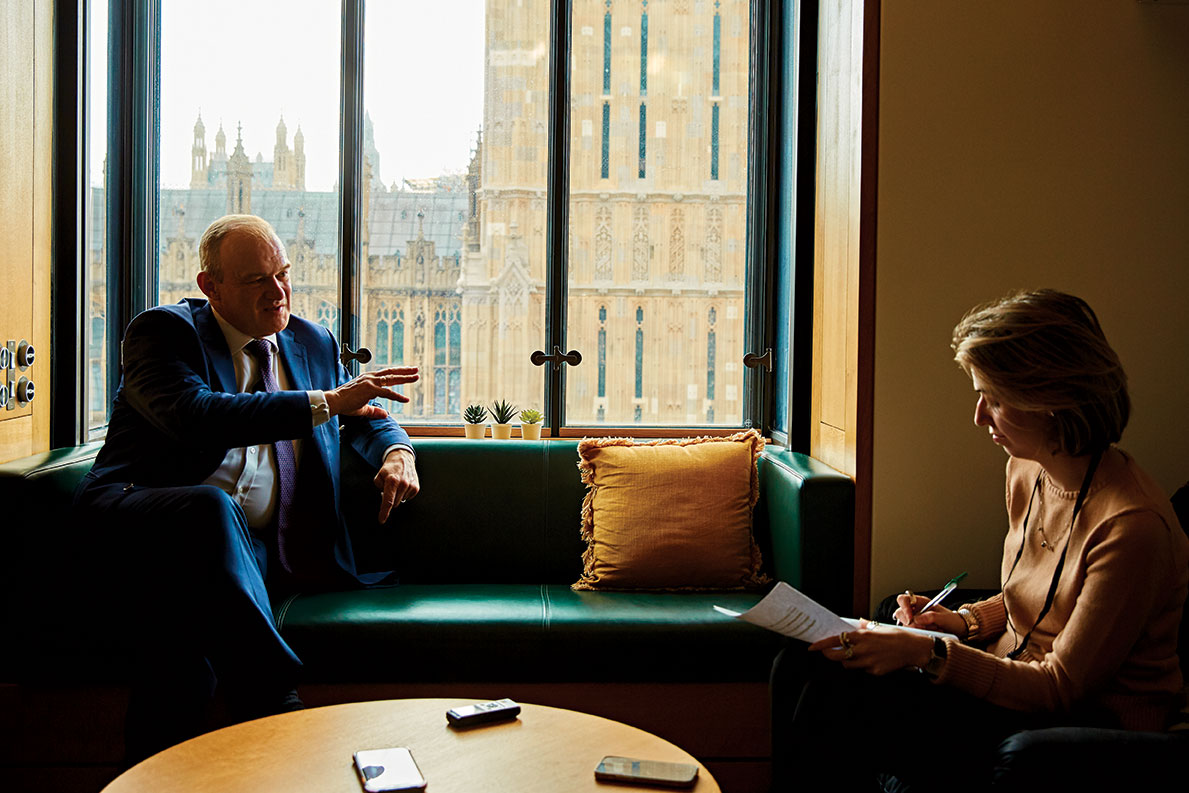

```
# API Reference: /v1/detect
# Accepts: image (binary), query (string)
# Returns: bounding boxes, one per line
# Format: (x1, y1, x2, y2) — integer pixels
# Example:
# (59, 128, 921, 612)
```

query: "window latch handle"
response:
(743, 348, 772, 372)
(531, 346, 582, 370)
(341, 343, 373, 368)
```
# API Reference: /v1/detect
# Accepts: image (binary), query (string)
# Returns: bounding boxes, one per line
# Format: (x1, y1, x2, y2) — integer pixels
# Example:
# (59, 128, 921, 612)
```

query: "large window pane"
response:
(565, 0, 750, 426)
(362, 1, 547, 424)
(86, 0, 110, 434)
(157, 1, 342, 338)
(125, 0, 764, 433)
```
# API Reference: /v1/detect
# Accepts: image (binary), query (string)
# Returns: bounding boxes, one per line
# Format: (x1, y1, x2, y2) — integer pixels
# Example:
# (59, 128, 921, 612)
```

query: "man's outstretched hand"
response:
(326, 366, 419, 418)
(374, 448, 419, 523)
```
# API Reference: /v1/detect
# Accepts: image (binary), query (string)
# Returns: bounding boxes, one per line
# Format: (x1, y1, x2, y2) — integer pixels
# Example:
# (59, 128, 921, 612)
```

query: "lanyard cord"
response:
(1003, 449, 1104, 661)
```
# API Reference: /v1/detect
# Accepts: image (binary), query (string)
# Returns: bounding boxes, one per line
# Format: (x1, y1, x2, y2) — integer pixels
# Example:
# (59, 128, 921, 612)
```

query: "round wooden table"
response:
(102, 698, 721, 792)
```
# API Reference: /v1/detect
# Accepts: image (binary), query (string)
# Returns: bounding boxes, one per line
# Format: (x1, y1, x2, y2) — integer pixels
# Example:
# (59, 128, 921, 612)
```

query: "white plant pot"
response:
(492, 423, 513, 440)
(521, 423, 542, 440)
(463, 423, 486, 439)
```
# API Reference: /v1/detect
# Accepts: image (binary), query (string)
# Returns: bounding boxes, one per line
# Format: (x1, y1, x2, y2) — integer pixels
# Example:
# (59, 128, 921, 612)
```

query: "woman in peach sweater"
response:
(783, 290, 1187, 791)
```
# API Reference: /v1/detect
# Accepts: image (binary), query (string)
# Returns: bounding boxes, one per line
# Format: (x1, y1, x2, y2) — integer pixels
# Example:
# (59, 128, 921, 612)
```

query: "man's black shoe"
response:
(277, 689, 306, 714)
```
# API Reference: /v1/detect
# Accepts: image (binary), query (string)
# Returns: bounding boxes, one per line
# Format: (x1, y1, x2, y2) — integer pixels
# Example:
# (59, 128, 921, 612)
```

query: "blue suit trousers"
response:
(83, 482, 303, 762)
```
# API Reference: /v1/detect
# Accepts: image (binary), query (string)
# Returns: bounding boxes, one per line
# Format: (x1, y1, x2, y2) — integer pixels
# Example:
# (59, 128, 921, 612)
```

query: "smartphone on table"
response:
(353, 747, 427, 792)
(594, 755, 699, 788)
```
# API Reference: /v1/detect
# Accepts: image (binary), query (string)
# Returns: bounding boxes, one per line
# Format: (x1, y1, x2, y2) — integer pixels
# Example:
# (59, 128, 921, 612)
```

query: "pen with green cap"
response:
(900, 572, 968, 624)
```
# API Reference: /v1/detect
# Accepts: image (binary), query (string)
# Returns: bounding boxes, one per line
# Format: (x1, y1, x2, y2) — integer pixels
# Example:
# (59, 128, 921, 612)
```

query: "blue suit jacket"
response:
(78, 298, 411, 584)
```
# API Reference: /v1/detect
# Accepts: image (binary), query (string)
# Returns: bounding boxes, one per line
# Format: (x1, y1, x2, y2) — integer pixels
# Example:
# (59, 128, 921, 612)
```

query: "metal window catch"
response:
(340, 343, 373, 367)
(531, 346, 582, 370)
(743, 348, 773, 372)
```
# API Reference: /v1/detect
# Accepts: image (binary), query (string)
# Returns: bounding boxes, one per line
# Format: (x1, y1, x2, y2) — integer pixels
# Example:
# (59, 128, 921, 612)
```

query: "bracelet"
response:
(958, 607, 981, 642)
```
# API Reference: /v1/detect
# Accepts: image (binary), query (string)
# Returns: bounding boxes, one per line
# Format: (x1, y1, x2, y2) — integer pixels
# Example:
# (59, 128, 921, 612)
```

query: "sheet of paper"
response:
(839, 617, 949, 640)
(714, 582, 851, 643)
(715, 582, 951, 643)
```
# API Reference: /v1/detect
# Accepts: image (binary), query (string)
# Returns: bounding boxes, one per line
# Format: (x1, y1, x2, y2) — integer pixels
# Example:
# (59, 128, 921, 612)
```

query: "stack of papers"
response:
(715, 582, 950, 643)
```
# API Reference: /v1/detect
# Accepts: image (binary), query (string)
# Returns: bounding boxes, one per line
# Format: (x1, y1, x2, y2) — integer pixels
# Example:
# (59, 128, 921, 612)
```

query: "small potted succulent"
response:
(489, 399, 518, 439)
(519, 408, 543, 440)
(463, 403, 488, 439)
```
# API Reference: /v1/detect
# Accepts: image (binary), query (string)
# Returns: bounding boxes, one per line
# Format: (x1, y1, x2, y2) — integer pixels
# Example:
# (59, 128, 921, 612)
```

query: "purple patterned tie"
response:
(245, 338, 297, 572)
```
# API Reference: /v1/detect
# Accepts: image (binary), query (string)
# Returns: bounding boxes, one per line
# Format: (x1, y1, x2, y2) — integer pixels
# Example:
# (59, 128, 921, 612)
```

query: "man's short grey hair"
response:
(198, 214, 286, 282)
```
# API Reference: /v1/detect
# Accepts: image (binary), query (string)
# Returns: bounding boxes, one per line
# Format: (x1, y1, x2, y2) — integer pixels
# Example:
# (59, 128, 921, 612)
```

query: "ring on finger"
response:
(844, 647, 854, 660)
(839, 632, 851, 649)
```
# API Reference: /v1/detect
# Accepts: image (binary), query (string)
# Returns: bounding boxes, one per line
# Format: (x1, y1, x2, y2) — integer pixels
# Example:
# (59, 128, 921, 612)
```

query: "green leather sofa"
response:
(0, 439, 853, 793)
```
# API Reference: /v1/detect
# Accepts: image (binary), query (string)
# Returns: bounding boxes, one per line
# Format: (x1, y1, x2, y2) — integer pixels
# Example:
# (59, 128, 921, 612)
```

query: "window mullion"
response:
(107, 0, 160, 403)
(543, 0, 573, 432)
(744, 0, 775, 433)
(338, 0, 365, 369)
(787, 0, 818, 452)
(51, 0, 85, 447)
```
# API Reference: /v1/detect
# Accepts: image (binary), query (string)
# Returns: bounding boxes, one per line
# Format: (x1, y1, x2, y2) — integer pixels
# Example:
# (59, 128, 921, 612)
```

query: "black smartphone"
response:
(594, 755, 699, 788)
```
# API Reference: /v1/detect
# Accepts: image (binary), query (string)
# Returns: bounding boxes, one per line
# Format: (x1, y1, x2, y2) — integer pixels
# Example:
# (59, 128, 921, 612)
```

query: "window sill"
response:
(402, 426, 752, 439)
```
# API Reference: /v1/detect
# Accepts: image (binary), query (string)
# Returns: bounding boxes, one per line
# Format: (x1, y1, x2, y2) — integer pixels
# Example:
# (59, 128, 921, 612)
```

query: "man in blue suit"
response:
(76, 214, 419, 761)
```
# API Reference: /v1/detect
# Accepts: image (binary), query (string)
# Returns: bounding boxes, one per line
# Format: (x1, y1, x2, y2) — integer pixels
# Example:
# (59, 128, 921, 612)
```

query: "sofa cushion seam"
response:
(759, 454, 808, 485)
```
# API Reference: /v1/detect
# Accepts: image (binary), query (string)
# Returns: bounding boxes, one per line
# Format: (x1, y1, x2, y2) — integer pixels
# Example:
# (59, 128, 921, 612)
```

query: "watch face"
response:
(923, 637, 948, 678)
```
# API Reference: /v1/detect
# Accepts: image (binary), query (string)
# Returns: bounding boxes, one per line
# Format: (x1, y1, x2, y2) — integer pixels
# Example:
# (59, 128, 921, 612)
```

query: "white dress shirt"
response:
(201, 309, 331, 530)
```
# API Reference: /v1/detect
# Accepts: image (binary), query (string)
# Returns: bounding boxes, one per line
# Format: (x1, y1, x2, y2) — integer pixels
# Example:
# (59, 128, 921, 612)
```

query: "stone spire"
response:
(462, 128, 483, 252)
(190, 112, 209, 189)
(364, 111, 384, 192)
(214, 122, 228, 161)
(273, 114, 293, 189)
(293, 125, 306, 191)
(226, 122, 253, 214)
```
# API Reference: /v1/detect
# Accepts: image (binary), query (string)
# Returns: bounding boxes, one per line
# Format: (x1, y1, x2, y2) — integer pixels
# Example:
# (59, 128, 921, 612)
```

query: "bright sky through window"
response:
(150, 0, 485, 191)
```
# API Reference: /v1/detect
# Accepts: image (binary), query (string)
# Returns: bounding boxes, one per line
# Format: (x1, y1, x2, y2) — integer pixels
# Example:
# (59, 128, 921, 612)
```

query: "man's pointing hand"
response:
(325, 366, 419, 418)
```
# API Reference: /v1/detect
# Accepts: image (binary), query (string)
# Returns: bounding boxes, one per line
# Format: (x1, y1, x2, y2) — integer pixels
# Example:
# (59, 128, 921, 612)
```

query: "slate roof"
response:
(91, 186, 469, 259)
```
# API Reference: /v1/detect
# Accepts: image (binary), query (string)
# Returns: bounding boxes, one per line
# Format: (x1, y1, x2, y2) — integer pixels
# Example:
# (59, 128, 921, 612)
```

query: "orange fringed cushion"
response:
(571, 430, 771, 591)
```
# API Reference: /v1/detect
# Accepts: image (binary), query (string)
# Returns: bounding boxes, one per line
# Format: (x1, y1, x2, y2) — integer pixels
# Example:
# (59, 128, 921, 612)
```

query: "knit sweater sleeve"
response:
(935, 508, 1180, 715)
(965, 593, 1008, 642)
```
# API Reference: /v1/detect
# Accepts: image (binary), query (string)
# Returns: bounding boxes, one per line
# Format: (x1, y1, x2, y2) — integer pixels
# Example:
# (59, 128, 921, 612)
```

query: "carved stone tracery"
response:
(632, 204, 649, 281)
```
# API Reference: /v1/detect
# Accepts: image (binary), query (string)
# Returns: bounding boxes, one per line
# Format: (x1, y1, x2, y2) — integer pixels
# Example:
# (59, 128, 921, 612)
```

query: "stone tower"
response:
(273, 115, 292, 189)
(364, 112, 384, 193)
(190, 113, 208, 189)
(293, 125, 306, 191)
(213, 122, 228, 167)
(227, 122, 252, 214)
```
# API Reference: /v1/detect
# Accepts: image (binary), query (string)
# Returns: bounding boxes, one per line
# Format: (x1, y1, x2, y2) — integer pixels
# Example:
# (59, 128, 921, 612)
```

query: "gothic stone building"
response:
(89, 0, 749, 427)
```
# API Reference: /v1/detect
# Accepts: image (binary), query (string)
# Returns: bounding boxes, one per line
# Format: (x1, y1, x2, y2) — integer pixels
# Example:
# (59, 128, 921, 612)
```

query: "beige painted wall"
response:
(870, 1, 1189, 608)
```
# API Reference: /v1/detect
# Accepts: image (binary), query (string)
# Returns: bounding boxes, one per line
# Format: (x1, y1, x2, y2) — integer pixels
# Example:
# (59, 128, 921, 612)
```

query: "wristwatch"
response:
(958, 607, 981, 642)
(922, 636, 948, 679)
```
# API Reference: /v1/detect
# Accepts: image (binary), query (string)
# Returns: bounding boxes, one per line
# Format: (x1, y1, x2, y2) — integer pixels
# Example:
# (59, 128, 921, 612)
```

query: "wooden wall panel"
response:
(811, 0, 878, 613)
(0, 0, 52, 462)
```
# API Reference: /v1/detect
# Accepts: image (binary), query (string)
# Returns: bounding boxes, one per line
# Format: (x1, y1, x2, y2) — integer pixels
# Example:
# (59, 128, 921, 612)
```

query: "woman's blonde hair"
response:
(952, 289, 1129, 456)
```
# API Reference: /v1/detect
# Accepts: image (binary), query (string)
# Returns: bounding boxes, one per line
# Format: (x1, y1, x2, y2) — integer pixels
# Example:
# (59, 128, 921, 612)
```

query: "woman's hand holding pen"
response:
(894, 573, 969, 634)
(812, 570, 973, 676)
(894, 593, 966, 636)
